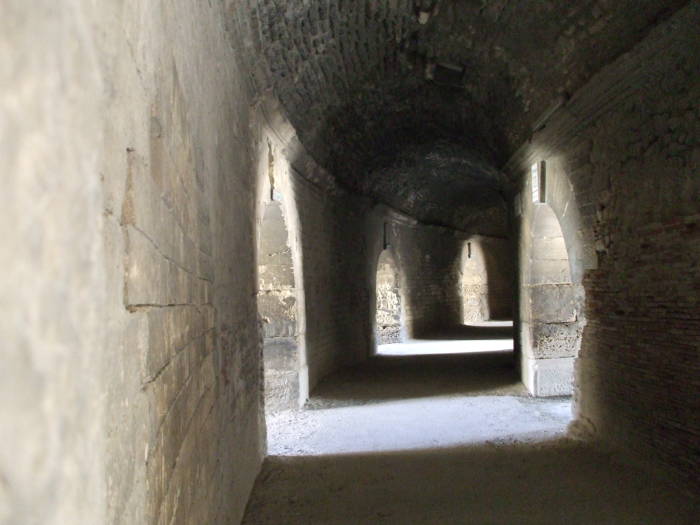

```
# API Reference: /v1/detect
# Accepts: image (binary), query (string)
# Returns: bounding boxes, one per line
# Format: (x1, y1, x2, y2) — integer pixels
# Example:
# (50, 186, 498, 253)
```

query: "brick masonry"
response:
(510, 2, 700, 490)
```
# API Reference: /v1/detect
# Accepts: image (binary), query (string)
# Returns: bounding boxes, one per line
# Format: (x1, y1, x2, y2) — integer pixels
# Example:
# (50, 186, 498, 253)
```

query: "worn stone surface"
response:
(3, 1, 700, 524)
(235, 0, 686, 232)
(375, 250, 403, 344)
(510, 1, 700, 491)
(2, 1, 266, 524)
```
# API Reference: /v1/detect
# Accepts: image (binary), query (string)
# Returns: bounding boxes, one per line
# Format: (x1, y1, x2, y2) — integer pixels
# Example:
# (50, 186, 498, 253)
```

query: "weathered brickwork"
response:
(510, 2, 700, 488)
(236, 0, 686, 232)
(366, 212, 468, 339)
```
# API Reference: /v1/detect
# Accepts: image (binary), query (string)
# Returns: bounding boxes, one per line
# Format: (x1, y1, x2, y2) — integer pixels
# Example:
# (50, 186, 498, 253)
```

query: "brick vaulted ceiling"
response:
(235, 0, 687, 232)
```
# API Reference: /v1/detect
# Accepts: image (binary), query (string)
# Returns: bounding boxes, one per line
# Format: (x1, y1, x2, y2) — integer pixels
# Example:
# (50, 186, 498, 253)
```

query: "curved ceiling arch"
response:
(236, 0, 686, 231)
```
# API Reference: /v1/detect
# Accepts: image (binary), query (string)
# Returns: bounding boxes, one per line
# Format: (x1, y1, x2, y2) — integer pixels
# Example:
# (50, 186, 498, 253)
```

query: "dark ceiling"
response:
(236, 0, 687, 232)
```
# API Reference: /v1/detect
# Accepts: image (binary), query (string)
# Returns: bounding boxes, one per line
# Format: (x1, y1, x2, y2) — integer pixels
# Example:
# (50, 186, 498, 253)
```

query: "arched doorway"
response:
(257, 189, 303, 413)
(375, 249, 403, 345)
(521, 201, 580, 396)
(461, 240, 490, 323)
(461, 237, 514, 323)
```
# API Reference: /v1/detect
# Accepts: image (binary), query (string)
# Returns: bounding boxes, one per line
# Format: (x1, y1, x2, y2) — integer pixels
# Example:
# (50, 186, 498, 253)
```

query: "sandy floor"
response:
(244, 327, 700, 524)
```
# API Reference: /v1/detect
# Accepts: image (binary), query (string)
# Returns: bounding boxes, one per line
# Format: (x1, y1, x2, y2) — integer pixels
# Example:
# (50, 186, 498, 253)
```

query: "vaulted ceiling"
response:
(236, 0, 687, 232)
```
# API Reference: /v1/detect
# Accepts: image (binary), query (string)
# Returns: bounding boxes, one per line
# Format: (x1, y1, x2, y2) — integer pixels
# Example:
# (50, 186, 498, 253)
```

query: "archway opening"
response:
(521, 201, 580, 397)
(374, 249, 403, 346)
(461, 240, 490, 323)
(460, 238, 514, 324)
(257, 190, 302, 413)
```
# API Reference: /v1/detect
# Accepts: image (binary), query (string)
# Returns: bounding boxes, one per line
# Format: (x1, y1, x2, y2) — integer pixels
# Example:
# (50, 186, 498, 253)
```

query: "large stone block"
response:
(529, 283, 576, 323)
(529, 259, 571, 285)
(523, 357, 575, 397)
(531, 321, 581, 359)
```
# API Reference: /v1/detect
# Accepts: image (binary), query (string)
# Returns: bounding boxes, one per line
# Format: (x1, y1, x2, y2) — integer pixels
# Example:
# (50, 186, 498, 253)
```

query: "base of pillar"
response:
(523, 357, 574, 397)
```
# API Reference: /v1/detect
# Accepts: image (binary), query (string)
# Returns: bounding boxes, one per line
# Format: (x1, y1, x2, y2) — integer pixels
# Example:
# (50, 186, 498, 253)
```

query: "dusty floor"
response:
(244, 326, 700, 524)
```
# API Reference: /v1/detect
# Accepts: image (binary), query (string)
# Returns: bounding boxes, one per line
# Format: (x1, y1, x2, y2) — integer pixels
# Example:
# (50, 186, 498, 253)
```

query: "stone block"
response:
(529, 259, 571, 284)
(529, 283, 576, 323)
(263, 338, 298, 371)
(523, 357, 575, 397)
(531, 321, 581, 359)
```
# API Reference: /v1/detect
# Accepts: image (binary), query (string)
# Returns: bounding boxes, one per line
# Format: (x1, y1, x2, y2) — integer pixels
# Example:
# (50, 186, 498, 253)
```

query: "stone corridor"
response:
(3, 1, 699, 524)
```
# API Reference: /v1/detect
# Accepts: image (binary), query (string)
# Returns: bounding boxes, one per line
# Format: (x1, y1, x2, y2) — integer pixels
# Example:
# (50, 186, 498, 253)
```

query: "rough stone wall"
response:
(509, 2, 700, 488)
(2, 2, 265, 524)
(396, 229, 463, 336)
(460, 241, 490, 322)
(517, 189, 584, 396)
(481, 238, 515, 320)
(252, 100, 378, 398)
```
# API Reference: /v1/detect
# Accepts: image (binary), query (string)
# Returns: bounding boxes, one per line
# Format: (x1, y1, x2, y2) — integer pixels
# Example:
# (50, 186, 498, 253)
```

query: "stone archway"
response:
(520, 187, 583, 396)
(460, 238, 513, 323)
(460, 240, 490, 323)
(257, 189, 302, 413)
(375, 249, 403, 345)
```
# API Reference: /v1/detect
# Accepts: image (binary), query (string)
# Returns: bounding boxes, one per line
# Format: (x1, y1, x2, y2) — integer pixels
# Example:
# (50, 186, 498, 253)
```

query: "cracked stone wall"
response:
(510, 1, 700, 489)
(2, 2, 265, 524)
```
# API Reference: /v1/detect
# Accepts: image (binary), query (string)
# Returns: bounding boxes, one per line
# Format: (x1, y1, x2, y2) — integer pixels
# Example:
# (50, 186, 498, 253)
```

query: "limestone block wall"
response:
(517, 187, 584, 397)
(2, 2, 265, 524)
(509, 2, 700, 489)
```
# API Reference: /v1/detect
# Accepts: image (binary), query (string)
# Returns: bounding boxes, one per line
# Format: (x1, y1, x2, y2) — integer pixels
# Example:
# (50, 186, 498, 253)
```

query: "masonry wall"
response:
(1, 2, 265, 524)
(509, 2, 700, 489)
(365, 211, 468, 340)
(461, 237, 514, 323)
(291, 173, 373, 389)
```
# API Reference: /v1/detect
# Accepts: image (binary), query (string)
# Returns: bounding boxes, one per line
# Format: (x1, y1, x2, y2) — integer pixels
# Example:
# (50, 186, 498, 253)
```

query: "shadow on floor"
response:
(243, 438, 700, 525)
(307, 351, 524, 408)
